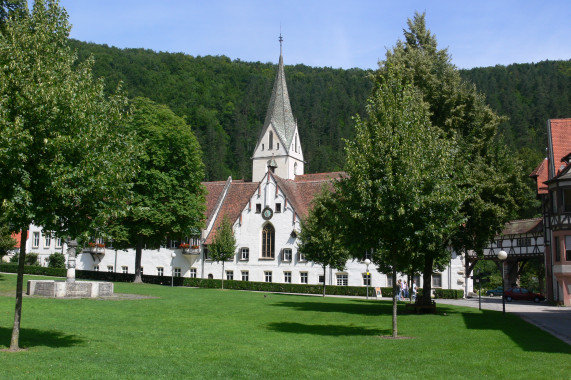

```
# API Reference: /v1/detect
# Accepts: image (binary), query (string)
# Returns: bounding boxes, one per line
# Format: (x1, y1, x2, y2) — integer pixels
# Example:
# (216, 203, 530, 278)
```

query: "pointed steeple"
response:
(259, 34, 297, 151)
(251, 35, 304, 182)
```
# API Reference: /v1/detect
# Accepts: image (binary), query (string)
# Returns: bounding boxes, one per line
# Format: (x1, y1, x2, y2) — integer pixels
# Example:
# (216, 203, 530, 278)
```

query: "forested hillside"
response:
(69, 40, 570, 185)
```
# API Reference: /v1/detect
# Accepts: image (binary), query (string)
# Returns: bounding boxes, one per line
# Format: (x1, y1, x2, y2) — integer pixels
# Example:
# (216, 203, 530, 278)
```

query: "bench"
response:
(405, 300, 436, 314)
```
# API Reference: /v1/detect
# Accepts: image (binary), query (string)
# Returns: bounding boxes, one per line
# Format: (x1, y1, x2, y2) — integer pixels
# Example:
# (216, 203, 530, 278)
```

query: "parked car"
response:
(503, 287, 545, 303)
(485, 287, 503, 297)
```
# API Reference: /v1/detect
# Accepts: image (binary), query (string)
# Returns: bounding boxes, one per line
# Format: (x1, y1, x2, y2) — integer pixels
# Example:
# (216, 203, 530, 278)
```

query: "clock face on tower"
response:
(262, 206, 273, 220)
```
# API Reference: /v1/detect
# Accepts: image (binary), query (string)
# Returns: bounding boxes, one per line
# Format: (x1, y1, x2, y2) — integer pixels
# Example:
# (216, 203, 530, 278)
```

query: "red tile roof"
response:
(530, 158, 548, 195)
(549, 118, 571, 178)
(204, 181, 258, 244)
(202, 172, 345, 244)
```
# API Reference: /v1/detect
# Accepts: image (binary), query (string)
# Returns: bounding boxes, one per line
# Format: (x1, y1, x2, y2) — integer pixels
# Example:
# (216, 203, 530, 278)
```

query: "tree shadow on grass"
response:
(0, 327, 84, 349)
(266, 322, 389, 336)
(461, 309, 571, 354)
(271, 298, 395, 316)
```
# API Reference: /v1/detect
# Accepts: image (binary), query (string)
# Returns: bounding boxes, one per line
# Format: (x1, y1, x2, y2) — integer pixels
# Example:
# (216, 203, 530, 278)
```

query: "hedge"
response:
(433, 288, 464, 299)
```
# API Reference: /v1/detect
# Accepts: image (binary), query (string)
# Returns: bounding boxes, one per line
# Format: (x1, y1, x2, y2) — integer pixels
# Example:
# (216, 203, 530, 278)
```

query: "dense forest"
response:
(69, 40, 570, 189)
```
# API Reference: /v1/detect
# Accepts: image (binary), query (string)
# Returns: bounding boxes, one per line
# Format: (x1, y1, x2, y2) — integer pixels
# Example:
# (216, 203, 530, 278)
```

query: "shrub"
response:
(47, 252, 66, 268)
(433, 288, 464, 299)
(9, 252, 39, 265)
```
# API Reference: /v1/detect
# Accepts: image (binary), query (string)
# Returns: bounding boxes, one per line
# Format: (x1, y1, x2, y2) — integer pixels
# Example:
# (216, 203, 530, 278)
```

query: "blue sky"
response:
(59, 0, 570, 70)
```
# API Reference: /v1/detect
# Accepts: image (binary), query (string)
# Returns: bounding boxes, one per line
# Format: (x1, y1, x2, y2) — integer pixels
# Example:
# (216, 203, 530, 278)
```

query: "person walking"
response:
(402, 279, 408, 299)
(412, 280, 417, 301)
(396, 279, 402, 301)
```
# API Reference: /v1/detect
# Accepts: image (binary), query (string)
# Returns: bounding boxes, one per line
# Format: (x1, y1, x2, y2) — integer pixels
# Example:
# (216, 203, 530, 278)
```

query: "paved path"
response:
(434, 297, 571, 346)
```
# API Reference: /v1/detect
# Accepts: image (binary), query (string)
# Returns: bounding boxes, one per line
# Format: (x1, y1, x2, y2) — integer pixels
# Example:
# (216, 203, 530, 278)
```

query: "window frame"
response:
(362, 273, 371, 286)
(240, 247, 249, 261)
(432, 273, 442, 288)
(190, 268, 197, 278)
(284, 271, 292, 283)
(157, 267, 164, 276)
(264, 271, 272, 283)
(241, 271, 249, 281)
(261, 224, 275, 259)
(300, 272, 308, 284)
(174, 268, 181, 277)
(336, 273, 348, 286)
(282, 248, 292, 262)
(32, 232, 40, 248)
(122, 266, 128, 274)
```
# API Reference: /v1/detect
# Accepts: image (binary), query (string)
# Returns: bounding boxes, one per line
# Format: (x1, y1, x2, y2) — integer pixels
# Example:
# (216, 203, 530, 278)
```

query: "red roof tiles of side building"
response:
(530, 158, 549, 195)
(202, 181, 227, 224)
(550, 118, 571, 177)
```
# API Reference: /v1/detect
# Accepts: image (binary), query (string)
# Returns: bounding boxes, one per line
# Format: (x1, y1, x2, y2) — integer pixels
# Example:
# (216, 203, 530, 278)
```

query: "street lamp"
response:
(497, 250, 508, 314)
(364, 259, 371, 299)
(171, 252, 176, 287)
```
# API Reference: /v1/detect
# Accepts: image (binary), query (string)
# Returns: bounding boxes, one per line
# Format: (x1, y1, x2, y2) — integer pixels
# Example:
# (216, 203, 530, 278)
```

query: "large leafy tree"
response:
(297, 187, 351, 296)
(107, 97, 206, 283)
(0, 0, 136, 351)
(342, 65, 467, 337)
(379, 12, 526, 302)
(210, 216, 237, 290)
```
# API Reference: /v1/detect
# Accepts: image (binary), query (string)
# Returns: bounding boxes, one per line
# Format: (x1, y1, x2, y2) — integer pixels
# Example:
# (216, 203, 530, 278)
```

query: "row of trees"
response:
(0, 0, 206, 350)
(299, 13, 526, 338)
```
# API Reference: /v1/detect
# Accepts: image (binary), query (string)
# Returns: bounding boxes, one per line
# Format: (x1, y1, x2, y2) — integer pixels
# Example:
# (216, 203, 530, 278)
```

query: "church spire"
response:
(251, 35, 304, 182)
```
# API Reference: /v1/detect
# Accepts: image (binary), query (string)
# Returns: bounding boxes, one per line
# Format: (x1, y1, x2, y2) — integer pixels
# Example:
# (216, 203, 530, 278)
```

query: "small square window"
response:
(55, 238, 62, 249)
(240, 247, 249, 260)
(44, 234, 51, 248)
(107, 266, 114, 273)
(94, 265, 99, 272)
(282, 248, 292, 261)
(318, 275, 325, 284)
(203, 245, 210, 260)
(174, 268, 181, 277)
(122, 266, 128, 274)
(190, 268, 197, 278)
(226, 270, 234, 280)
(275, 203, 282, 213)
(363, 273, 371, 286)
(241, 271, 249, 281)
(157, 267, 164, 276)
(284, 271, 291, 283)
(264, 271, 272, 283)
(300, 272, 308, 284)
(256, 204, 262, 213)
(298, 252, 306, 262)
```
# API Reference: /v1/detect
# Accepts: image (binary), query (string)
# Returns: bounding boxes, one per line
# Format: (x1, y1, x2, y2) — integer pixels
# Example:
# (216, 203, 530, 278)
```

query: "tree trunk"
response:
(422, 255, 434, 305)
(10, 228, 27, 351)
(221, 261, 225, 290)
(391, 268, 398, 338)
(322, 265, 326, 297)
(134, 236, 143, 283)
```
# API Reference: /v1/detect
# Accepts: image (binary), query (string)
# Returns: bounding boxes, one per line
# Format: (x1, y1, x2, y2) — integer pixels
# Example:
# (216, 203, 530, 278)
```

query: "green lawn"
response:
(1, 273, 569, 379)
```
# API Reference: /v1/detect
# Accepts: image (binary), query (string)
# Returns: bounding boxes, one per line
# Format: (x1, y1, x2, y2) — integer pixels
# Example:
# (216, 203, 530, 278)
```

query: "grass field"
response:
(1, 273, 570, 379)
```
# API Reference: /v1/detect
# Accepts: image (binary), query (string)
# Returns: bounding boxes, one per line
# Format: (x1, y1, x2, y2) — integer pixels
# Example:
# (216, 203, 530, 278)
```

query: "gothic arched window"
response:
(262, 223, 275, 259)
(269, 131, 273, 150)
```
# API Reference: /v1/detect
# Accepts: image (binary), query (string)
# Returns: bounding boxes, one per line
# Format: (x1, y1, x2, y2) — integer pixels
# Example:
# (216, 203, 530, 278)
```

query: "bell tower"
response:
(252, 35, 304, 182)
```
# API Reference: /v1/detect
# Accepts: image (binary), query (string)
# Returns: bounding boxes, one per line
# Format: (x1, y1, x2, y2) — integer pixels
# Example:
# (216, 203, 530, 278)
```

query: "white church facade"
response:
(5, 40, 469, 292)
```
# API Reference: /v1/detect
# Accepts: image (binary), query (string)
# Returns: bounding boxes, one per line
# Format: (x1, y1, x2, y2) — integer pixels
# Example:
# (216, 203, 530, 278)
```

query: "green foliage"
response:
(433, 289, 464, 299)
(210, 216, 237, 289)
(0, 262, 65, 276)
(46, 252, 66, 268)
(210, 216, 237, 263)
(106, 97, 206, 282)
(0, 0, 137, 236)
(298, 187, 351, 295)
(0, 222, 16, 258)
(9, 252, 38, 265)
(68, 39, 372, 180)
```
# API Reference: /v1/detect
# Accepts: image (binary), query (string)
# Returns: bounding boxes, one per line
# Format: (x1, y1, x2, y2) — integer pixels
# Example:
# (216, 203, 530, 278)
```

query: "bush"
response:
(47, 252, 66, 268)
(9, 252, 39, 265)
(0, 263, 66, 277)
(433, 288, 464, 299)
